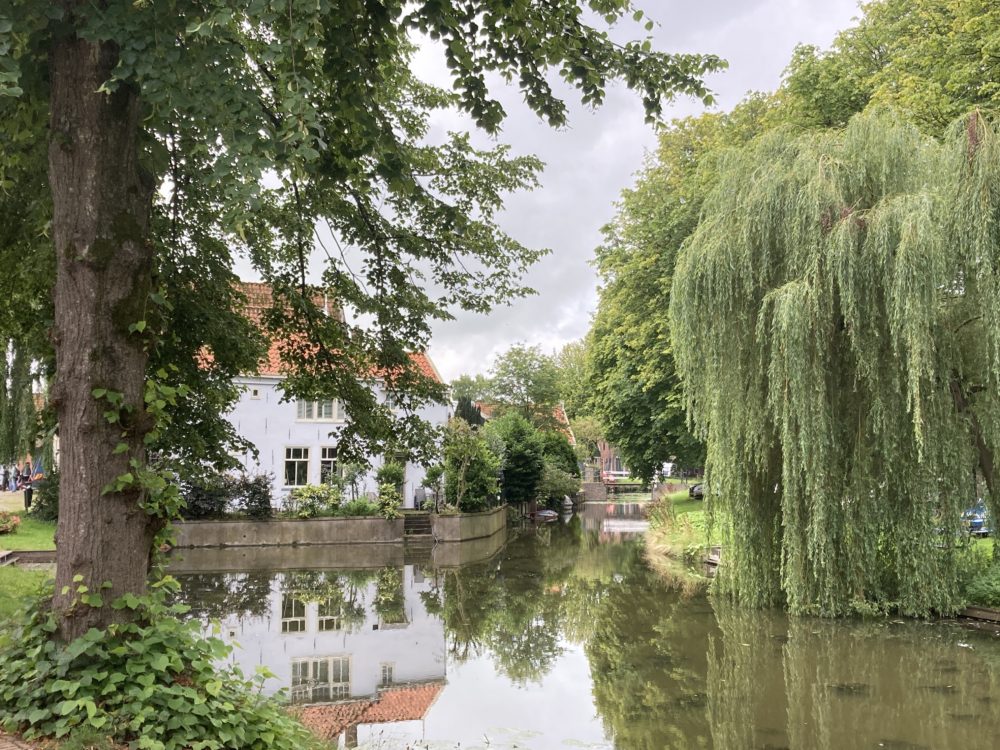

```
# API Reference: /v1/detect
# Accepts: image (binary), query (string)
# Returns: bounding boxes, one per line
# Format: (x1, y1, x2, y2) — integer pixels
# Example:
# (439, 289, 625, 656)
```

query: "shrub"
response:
(0, 589, 320, 749)
(483, 412, 544, 503)
(179, 476, 229, 519)
(0, 511, 21, 535)
(337, 498, 380, 517)
(375, 461, 405, 488)
(228, 473, 274, 520)
(377, 483, 402, 520)
(287, 484, 341, 518)
(28, 469, 59, 522)
(539, 430, 580, 477)
(536, 460, 581, 508)
(966, 563, 1000, 607)
(443, 418, 500, 513)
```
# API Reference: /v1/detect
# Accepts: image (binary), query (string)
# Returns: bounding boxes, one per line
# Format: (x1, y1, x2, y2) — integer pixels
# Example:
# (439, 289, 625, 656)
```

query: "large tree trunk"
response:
(48, 13, 159, 641)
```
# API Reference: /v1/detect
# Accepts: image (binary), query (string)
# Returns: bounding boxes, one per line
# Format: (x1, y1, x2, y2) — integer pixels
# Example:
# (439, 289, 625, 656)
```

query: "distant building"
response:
(225, 282, 450, 508)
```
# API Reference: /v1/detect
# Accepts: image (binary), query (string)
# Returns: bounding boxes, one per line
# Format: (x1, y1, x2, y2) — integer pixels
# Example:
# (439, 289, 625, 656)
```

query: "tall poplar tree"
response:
(0, 1, 721, 638)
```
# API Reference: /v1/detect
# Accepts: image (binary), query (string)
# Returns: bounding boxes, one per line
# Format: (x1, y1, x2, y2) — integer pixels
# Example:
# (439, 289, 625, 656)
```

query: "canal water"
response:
(172, 504, 1000, 749)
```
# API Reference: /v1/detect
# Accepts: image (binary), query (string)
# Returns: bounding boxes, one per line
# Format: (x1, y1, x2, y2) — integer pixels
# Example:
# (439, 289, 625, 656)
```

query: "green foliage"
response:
(671, 110, 1000, 616)
(536, 461, 581, 509)
(454, 396, 484, 427)
(0, 567, 47, 622)
(227, 474, 273, 520)
(337, 498, 380, 517)
(28, 468, 58, 522)
(586, 100, 778, 480)
(286, 484, 341, 519)
(965, 564, 1000, 607)
(377, 483, 402, 520)
(539, 430, 580, 477)
(450, 374, 492, 404)
(554, 340, 591, 420)
(487, 344, 562, 428)
(375, 461, 405, 489)
(484, 413, 545, 504)
(0, 586, 319, 749)
(373, 567, 406, 624)
(777, 0, 1000, 135)
(178, 477, 229, 520)
(443, 418, 500, 512)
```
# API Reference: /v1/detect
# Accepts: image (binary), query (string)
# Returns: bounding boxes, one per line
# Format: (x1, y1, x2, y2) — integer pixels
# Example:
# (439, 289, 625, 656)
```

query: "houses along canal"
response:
(172, 504, 1000, 749)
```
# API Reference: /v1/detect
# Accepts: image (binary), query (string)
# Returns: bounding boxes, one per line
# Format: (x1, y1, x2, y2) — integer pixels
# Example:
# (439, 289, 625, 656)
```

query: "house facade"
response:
(225, 282, 450, 509)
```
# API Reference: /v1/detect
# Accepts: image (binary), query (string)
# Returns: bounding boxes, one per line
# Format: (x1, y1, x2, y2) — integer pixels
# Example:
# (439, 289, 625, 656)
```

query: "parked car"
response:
(689, 484, 704, 500)
(962, 500, 993, 537)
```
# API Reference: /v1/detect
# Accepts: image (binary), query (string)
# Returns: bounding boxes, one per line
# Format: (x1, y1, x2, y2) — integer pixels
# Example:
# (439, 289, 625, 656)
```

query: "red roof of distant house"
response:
(472, 401, 576, 445)
(233, 281, 442, 383)
(296, 682, 445, 741)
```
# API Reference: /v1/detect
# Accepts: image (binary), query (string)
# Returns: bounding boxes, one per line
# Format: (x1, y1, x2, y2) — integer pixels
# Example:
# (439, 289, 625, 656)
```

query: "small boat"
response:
(530, 509, 559, 523)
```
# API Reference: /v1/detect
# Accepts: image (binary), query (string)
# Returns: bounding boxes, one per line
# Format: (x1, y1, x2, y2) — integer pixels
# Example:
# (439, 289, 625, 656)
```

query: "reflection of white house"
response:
(218, 565, 445, 747)
(226, 282, 451, 508)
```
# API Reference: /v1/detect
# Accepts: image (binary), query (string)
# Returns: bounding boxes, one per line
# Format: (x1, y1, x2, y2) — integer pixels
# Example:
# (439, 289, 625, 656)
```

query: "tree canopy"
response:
(672, 110, 1000, 616)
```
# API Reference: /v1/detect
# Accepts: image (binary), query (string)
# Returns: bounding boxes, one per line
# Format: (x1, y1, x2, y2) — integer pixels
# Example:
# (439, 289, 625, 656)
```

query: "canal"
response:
(172, 504, 1000, 749)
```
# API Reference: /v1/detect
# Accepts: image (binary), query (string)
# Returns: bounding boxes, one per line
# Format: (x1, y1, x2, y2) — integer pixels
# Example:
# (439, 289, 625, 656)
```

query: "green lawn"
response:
(0, 566, 49, 621)
(0, 517, 56, 550)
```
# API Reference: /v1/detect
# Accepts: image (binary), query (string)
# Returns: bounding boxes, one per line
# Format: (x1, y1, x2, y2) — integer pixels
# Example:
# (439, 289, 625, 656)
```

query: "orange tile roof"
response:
(232, 281, 442, 383)
(296, 682, 445, 741)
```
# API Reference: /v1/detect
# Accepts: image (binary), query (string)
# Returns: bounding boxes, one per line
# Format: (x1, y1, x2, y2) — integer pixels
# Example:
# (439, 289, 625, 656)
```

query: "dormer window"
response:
(296, 399, 342, 421)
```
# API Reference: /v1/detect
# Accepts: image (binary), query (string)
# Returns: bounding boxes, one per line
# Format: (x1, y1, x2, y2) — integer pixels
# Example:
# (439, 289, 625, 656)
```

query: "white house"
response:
(225, 282, 451, 509)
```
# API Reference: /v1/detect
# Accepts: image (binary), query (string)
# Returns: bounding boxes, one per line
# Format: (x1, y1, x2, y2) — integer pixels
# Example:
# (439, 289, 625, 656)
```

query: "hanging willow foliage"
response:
(671, 109, 1000, 616)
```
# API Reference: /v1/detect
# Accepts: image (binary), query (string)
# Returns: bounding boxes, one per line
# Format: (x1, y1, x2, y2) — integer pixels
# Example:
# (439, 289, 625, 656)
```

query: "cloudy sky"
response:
(410, 0, 862, 382)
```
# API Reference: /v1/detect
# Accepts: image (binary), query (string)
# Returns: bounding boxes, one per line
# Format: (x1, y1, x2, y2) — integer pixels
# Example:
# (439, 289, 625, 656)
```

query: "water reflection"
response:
(173, 516, 1000, 749)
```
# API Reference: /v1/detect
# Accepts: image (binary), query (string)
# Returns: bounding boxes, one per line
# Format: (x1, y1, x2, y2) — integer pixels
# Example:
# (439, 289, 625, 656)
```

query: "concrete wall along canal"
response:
(172, 504, 508, 548)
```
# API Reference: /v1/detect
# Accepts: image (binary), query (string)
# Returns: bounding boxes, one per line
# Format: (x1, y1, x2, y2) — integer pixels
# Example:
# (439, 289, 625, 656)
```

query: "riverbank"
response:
(645, 490, 1000, 611)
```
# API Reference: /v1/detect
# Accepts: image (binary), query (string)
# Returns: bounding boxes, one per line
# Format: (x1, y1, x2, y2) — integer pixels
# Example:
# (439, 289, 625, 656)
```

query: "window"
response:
(320, 447, 338, 484)
(380, 663, 394, 686)
(290, 656, 351, 703)
(284, 447, 309, 487)
(317, 596, 342, 632)
(281, 595, 306, 633)
(296, 400, 341, 421)
(249, 387, 261, 400)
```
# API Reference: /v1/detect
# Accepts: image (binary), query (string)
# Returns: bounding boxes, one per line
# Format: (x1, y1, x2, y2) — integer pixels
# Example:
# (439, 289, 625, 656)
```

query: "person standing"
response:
(2, 466, 8, 493)
(22, 461, 32, 510)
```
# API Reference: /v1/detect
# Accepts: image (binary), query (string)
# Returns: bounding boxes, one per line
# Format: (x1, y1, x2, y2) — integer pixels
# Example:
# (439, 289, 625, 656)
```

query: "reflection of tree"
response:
(281, 570, 372, 631)
(709, 605, 1000, 749)
(373, 567, 406, 624)
(174, 571, 274, 622)
(584, 545, 715, 750)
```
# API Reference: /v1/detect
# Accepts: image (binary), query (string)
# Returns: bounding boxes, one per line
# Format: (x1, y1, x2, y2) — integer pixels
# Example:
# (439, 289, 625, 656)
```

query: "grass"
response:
(643, 490, 719, 595)
(0, 491, 56, 551)
(0, 566, 49, 621)
(0, 516, 56, 550)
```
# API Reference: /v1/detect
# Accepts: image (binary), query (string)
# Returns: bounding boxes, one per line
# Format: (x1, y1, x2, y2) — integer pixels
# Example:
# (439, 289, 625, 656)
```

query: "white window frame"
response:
(319, 446, 338, 485)
(284, 447, 310, 487)
(290, 656, 351, 703)
(379, 662, 394, 686)
(296, 399, 342, 422)
(317, 596, 342, 632)
(281, 594, 306, 634)
(249, 386, 262, 400)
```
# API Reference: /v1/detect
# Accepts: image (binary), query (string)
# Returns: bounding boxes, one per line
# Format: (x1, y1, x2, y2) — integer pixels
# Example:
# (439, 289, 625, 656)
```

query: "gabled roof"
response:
(234, 281, 442, 383)
(296, 682, 445, 741)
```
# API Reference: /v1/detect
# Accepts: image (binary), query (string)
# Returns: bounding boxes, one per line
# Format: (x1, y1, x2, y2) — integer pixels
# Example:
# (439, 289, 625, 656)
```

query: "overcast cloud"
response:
(415, 0, 862, 381)
(235, 2, 862, 381)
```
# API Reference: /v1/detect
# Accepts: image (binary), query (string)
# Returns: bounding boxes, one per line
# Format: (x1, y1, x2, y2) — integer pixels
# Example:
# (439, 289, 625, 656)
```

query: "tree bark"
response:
(48, 11, 159, 641)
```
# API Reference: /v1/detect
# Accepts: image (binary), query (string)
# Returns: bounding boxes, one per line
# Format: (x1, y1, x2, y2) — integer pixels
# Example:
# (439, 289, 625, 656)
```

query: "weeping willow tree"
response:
(671, 109, 1000, 616)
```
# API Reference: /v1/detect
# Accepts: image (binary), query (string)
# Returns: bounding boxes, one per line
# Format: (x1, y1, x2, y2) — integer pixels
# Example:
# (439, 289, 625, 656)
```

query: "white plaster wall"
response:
(226, 376, 450, 508)
(218, 566, 446, 700)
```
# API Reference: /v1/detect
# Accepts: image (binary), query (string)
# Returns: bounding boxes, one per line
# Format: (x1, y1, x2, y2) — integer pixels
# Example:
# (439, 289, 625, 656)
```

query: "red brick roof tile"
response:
(232, 281, 442, 383)
(296, 682, 445, 741)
